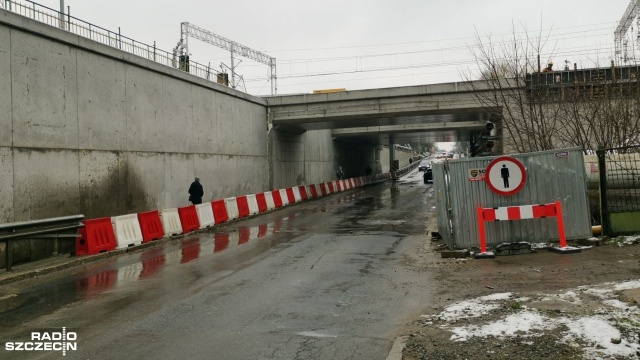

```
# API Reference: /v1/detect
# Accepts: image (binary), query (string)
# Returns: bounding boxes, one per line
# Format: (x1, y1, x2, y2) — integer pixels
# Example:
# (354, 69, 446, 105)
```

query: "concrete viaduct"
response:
(0, 7, 504, 224)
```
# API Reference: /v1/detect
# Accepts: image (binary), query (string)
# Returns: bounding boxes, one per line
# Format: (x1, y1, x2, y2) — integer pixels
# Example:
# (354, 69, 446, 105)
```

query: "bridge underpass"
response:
(265, 82, 503, 159)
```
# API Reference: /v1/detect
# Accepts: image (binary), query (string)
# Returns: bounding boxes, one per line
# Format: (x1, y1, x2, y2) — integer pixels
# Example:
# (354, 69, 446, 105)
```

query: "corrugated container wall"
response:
(435, 148, 592, 249)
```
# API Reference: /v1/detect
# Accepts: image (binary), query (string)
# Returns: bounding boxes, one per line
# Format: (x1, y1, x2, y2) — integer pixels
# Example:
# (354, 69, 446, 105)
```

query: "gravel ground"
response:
(402, 236, 640, 360)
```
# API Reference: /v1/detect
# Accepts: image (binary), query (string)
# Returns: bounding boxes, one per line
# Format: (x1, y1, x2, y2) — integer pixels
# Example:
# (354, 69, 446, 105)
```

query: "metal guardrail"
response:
(395, 159, 421, 178)
(0, 215, 84, 271)
(2, 1, 223, 84)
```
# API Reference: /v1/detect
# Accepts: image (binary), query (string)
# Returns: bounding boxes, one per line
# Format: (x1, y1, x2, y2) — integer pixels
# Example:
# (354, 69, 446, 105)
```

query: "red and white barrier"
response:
(160, 208, 183, 236)
(264, 191, 276, 210)
(236, 196, 250, 218)
(112, 213, 143, 249)
(255, 193, 268, 213)
(138, 210, 165, 243)
(279, 189, 290, 206)
(225, 197, 240, 220)
(177, 205, 200, 234)
(195, 203, 215, 229)
(292, 187, 302, 203)
(246, 194, 260, 215)
(476, 201, 575, 256)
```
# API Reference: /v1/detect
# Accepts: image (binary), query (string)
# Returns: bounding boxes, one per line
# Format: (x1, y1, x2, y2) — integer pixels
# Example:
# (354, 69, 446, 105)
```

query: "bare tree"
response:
(464, 24, 640, 154)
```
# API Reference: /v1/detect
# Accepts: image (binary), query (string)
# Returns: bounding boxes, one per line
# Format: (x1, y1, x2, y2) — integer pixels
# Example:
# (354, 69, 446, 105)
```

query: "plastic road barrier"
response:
(236, 196, 250, 218)
(279, 189, 290, 206)
(246, 194, 260, 216)
(212, 199, 229, 224)
(286, 188, 296, 204)
(225, 197, 240, 221)
(320, 183, 328, 196)
(256, 193, 268, 213)
(137, 210, 165, 243)
(327, 182, 335, 193)
(272, 190, 283, 208)
(178, 205, 200, 234)
(298, 186, 308, 200)
(160, 208, 183, 236)
(309, 185, 318, 199)
(195, 203, 215, 229)
(76, 217, 117, 256)
(112, 213, 143, 249)
(264, 191, 276, 210)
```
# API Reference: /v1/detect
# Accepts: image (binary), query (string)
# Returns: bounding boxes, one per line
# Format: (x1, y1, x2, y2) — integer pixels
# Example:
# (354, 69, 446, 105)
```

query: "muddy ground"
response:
(402, 236, 640, 360)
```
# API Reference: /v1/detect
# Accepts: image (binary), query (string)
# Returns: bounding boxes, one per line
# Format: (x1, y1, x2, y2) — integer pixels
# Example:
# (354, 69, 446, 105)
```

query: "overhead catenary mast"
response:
(614, 0, 640, 64)
(173, 22, 277, 95)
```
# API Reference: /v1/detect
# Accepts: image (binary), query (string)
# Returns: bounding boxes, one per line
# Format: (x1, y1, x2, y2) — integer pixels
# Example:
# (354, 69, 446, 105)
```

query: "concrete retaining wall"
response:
(0, 9, 351, 224)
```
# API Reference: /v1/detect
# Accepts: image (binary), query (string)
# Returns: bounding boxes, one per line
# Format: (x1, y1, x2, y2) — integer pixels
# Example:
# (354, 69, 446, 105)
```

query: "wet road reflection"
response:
(0, 177, 436, 359)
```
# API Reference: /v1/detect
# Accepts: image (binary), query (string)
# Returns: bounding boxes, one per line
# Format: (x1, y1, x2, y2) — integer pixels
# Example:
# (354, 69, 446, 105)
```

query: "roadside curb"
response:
(385, 336, 408, 360)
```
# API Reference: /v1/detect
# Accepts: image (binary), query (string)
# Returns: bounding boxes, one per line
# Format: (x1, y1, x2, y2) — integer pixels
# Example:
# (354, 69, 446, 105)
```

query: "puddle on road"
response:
(0, 212, 306, 323)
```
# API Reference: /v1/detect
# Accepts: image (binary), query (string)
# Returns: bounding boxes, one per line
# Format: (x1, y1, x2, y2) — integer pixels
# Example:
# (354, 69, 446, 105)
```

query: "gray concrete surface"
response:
(0, 171, 437, 360)
(0, 8, 361, 225)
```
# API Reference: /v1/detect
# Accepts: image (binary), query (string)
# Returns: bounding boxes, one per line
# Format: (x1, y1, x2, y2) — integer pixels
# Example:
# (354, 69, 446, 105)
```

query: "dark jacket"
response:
(188, 181, 204, 204)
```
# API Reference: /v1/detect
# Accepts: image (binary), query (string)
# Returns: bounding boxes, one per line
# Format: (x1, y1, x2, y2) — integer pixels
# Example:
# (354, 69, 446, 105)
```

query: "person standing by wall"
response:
(336, 166, 345, 180)
(188, 177, 204, 205)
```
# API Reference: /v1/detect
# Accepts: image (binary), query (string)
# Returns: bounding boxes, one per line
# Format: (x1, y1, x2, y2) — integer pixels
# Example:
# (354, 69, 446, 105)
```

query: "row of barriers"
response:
(76, 173, 393, 256)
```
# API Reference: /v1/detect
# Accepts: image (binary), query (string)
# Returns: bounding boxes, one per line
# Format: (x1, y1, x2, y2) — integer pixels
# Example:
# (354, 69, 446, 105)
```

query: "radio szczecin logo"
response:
(5, 327, 77, 356)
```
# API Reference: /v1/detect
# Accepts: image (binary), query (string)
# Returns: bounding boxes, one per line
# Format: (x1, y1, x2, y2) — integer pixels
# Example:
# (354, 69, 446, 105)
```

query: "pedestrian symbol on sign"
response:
(485, 156, 527, 196)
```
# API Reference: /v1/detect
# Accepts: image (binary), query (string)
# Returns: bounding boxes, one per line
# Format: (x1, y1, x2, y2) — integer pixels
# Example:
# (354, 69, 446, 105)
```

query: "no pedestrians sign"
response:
(484, 156, 527, 196)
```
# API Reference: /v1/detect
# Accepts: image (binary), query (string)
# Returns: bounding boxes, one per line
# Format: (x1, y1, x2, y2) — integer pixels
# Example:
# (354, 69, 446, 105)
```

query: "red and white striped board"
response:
(477, 201, 567, 255)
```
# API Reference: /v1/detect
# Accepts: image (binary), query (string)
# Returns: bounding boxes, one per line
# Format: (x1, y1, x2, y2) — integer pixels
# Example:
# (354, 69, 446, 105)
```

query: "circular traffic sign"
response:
(485, 156, 527, 196)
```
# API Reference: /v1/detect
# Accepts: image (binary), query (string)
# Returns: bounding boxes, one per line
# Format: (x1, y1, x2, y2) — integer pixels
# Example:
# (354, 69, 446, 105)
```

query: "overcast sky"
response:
(25, 0, 638, 95)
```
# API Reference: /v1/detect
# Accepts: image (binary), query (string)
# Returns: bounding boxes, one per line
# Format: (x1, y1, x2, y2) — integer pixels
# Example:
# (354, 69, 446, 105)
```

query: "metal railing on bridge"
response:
(2, 1, 224, 85)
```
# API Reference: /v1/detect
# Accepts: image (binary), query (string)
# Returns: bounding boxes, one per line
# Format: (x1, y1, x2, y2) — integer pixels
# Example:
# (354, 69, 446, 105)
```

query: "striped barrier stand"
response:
(137, 210, 165, 243)
(225, 197, 240, 221)
(336, 180, 343, 192)
(195, 203, 215, 229)
(76, 217, 117, 256)
(246, 194, 260, 216)
(279, 189, 290, 206)
(112, 213, 143, 249)
(236, 196, 250, 218)
(178, 205, 200, 234)
(272, 190, 284, 208)
(212, 199, 229, 224)
(160, 208, 183, 236)
(476, 201, 579, 259)
(256, 193, 268, 213)
(265, 191, 277, 210)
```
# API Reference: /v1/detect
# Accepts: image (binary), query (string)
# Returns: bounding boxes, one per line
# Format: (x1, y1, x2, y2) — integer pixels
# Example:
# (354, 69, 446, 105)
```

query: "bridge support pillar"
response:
(389, 135, 397, 180)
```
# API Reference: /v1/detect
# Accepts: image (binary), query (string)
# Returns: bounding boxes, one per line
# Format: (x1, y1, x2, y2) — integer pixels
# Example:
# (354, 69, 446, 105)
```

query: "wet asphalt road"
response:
(0, 170, 437, 360)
